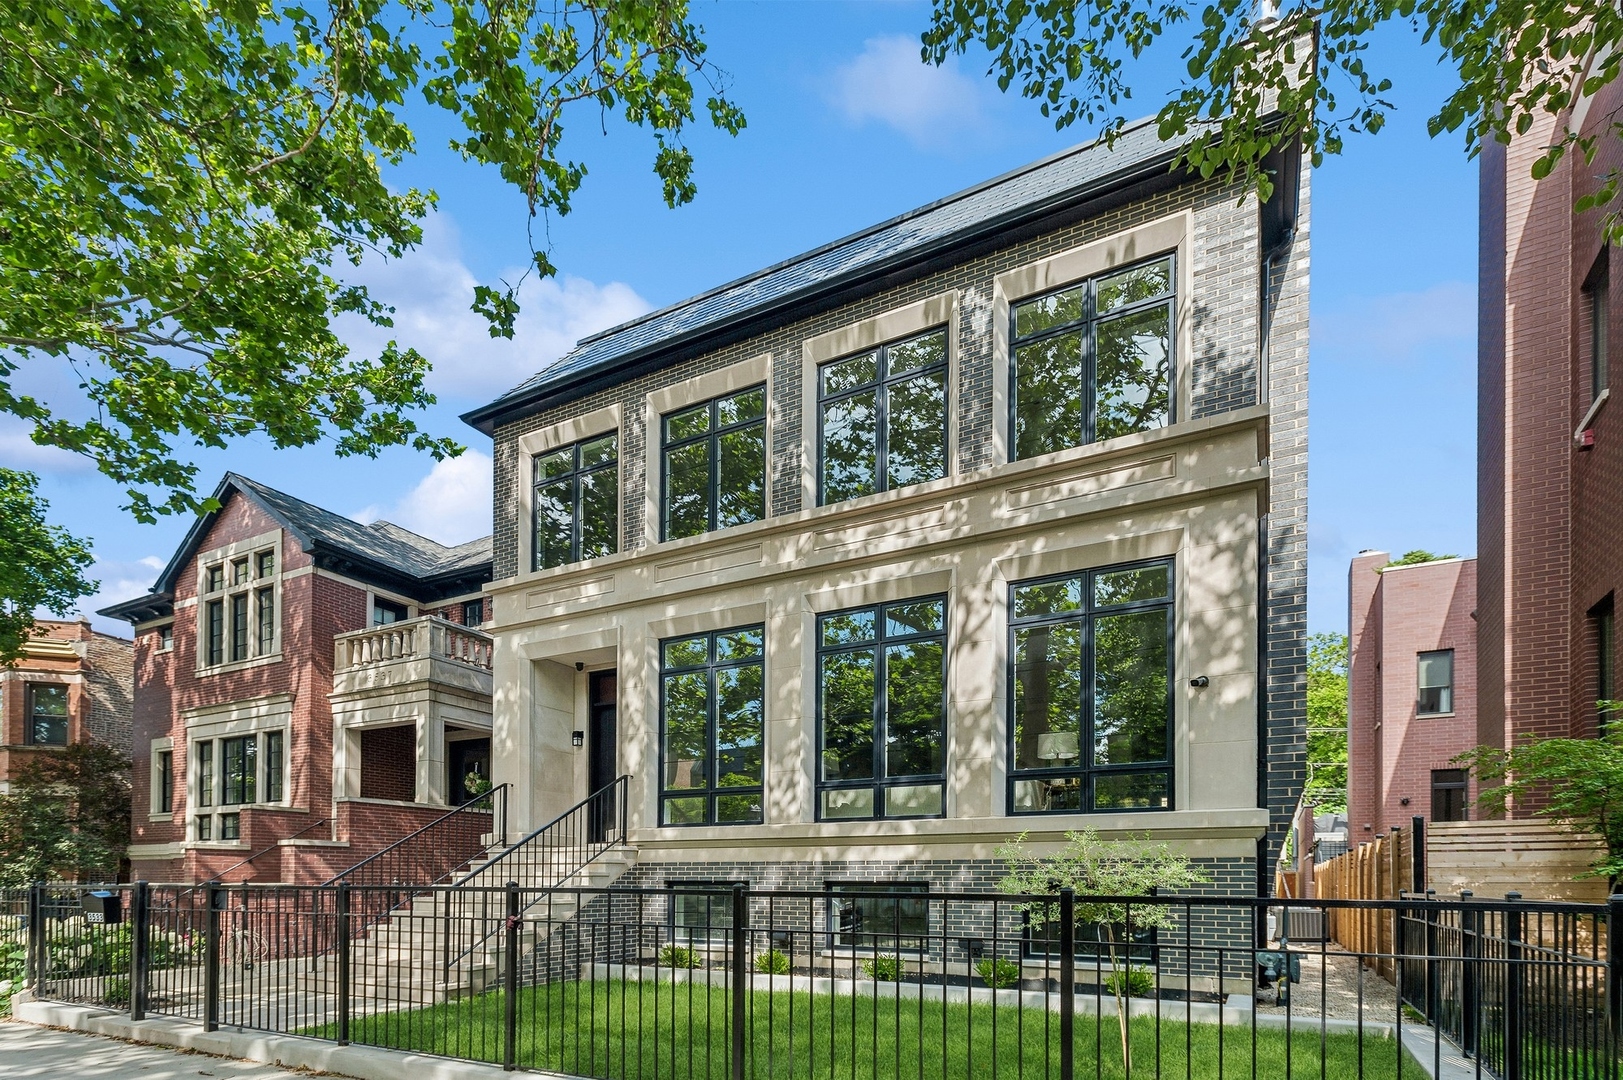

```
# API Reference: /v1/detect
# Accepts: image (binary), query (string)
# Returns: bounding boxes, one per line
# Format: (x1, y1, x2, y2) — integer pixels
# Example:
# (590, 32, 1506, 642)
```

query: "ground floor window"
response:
(668, 881, 744, 944)
(1023, 906, 1158, 963)
(192, 728, 287, 841)
(1431, 769, 1468, 823)
(660, 626, 765, 826)
(827, 882, 930, 952)
(1009, 559, 1174, 814)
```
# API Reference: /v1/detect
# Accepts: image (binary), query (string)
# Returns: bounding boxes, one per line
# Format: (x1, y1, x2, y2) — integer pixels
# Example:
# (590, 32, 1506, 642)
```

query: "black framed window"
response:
(157, 750, 174, 813)
(663, 386, 767, 540)
(1010, 255, 1174, 460)
(26, 684, 69, 746)
(1417, 650, 1454, 716)
(196, 815, 212, 841)
(660, 626, 765, 826)
(462, 599, 485, 626)
(668, 880, 744, 943)
(532, 433, 619, 570)
(220, 813, 240, 840)
(200, 546, 277, 666)
(1587, 249, 1610, 402)
(221, 735, 257, 806)
(1023, 904, 1157, 962)
(1596, 597, 1616, 732)
(157, 625, 174, 652)
(1431, 769, 1468, 822)
(1009, 560, 1173, 814)
(827, 882, 930, 952)
(818, 329, 947, 505)
(817, 597, 947, 820)
(205, 600, 225, 666)
(372, 597, 408, 625)
(196, 740, 214, 808)
(265, 731, 285, 802)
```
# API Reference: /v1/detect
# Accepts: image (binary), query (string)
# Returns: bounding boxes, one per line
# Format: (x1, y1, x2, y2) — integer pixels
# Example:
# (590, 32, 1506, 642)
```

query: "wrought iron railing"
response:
(203, 816, 333, 884)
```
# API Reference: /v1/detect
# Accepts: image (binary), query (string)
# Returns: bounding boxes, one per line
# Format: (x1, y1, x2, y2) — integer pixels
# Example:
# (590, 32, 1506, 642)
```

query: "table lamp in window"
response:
(1037, 732, 1080, 764)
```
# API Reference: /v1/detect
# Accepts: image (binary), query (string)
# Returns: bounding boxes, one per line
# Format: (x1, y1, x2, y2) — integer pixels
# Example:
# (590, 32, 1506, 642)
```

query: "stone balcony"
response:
(330, 616, 494, 808)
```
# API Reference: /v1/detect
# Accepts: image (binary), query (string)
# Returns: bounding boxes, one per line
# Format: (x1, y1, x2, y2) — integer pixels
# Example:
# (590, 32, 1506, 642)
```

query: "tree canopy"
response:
(925, 0, 1623, 230)
(1, 0, 743, 619)
(0, 470, 95, 664)
(1304, 631, 1348, 813)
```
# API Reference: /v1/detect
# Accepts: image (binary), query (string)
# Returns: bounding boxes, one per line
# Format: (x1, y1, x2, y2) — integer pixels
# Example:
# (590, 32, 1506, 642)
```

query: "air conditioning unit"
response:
(1281, 907, 1327, 943)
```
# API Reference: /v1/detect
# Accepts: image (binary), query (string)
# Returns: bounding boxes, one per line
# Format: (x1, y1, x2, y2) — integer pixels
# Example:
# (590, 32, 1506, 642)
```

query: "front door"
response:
(588, 670, 618, 841)
(448, 737, 492, 805)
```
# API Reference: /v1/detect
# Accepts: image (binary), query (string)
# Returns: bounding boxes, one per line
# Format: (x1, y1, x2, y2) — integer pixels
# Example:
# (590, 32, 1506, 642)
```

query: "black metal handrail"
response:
(323, 783, 508, 887)
(172, 816, 334, 898)
(440, 775, 628, 971)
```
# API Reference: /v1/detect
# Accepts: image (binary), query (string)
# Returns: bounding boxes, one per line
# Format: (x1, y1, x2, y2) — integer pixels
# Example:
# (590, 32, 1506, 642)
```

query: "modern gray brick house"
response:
(462, 119, 1309, 945)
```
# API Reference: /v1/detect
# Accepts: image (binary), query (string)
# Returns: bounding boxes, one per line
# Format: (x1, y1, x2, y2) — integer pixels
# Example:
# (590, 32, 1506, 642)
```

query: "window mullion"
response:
(873, 634, 886, 800)
(707, 659, 719, 823)
(709, 403, 722, 534)
(875, 349, 890, 493)
(1080, 613, 1095, 812)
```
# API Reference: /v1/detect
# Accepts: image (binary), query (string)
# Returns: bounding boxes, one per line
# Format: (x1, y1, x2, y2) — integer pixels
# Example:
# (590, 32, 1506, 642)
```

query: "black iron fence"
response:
(9, 881, 1620, 1079)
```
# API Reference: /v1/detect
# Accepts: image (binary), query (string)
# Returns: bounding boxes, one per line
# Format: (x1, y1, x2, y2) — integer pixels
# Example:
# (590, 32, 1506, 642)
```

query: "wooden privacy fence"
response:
(1315, 817, 1611, 970)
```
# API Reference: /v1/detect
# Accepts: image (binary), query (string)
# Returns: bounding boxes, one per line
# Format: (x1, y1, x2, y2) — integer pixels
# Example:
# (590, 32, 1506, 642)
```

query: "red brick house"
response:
(1479, 73, 1623, 773)
(1346, 552, 1478, 840)
(100, 473, 494, 884)
(1, 619, 132, 792)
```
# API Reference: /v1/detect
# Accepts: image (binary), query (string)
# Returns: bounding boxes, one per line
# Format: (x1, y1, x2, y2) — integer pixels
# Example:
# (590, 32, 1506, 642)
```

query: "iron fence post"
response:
(26, 882, 43, 991)
(1059, 889, 1075, 1080)
(504, 881, 519, 1071)
(336, 883, 350, 1046)
(731, 883, 748, 1080)
(1423, 890, 1438, 1025)
(1505, 892, 1523, 1080)
(129, 882, 149, 1022)
(203, 883, 221, 1033)
(1609, 893, 1622, 1047)
(1459, 891, 1477, 1058)
(1411, 815, 1426, 891)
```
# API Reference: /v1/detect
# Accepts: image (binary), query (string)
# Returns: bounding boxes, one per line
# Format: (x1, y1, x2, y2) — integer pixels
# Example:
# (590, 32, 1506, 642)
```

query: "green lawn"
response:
(313, 979, 1424, 1080)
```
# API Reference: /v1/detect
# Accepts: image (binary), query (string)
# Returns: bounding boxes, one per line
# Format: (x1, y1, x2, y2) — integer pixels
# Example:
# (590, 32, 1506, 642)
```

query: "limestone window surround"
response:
(799, 291, 960, 512)
(148, 736, 174, 821)
(991, 211, 1194, 466)
(514, 403, 623, 574)
(182, 693, 294, 846)
(642, 353, 773, 549)
(193, 528, 284, 677)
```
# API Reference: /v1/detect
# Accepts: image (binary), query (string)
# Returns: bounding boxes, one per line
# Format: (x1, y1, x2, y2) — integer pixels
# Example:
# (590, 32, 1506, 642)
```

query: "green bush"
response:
(754, 949, 790, 975)
(658, 944, 701, 969)
(1104, 966, 1155, 998)
(861, 954, 902, 981)
(975, 957, 1021, 989)
(103, 976, 131, 1006)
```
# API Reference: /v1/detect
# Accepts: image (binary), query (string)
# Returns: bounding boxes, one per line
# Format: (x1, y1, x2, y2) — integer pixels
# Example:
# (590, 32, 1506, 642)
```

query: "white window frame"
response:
(195, 529, 284, 675)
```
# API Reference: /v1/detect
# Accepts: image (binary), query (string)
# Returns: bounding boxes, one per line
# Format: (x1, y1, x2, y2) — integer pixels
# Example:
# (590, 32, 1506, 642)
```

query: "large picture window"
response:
(818, 329, 947, 505)
(1009, 560, 1174, 814)
(817, 597, 947, 820)
(532, 433, 619, 570)
(201, 545, 278, 667)
(660, 626, 765, 826)
(1010, 255, 1174, 460)
(663, 386, 767, 540)
(25, 684, 69, 746)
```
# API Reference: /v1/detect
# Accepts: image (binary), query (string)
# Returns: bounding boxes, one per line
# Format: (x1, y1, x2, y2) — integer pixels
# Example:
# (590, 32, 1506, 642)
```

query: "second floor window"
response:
(1011, 254, 1174, 460)
(373, 597, 409, 625)
(817, 597, 947, 820)
(660, 626, 765, 826)
(1010, 561, 1174, 814)
(1417, 650, 1454, 715)
(1587, 250, 1610, 402)
(663, 386, 767, 540)
(202, 546, 277, 666)
(26, 684, 69, 746)
(818, 329, 948, 505)
(533, 433, 618, 570)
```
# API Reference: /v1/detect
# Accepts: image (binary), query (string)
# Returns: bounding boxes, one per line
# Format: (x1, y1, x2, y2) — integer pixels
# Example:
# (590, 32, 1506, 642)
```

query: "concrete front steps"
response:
(349, 844, 638, 1002)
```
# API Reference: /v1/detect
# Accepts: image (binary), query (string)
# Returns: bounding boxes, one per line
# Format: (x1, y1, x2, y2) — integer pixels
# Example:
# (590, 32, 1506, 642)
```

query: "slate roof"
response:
(462, 116, 1198, 434)
(98, 472, 492, 622)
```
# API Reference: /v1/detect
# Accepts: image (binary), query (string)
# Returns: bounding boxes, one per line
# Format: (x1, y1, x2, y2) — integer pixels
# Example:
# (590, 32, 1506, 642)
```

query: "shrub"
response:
(1104, 966, 1155, 998)
(976, 957, 1021, 989)
(103, 976, 131, 1006)
(658, 944, 701, 969)
(754, 949, 790, 975)
(861, 954, 901, 981)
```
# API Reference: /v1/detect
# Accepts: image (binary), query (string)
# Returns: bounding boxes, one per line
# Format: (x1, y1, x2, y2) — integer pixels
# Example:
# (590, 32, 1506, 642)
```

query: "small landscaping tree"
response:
(1457, 705, 1623, 886)
(998, 829, 1209, 1078)
(0, 743, 131, 885)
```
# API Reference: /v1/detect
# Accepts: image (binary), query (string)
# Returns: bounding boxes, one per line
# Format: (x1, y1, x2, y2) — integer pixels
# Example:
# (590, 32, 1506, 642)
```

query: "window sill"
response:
(196, 652, 283, 677)
(1416, 711, 1455, 720)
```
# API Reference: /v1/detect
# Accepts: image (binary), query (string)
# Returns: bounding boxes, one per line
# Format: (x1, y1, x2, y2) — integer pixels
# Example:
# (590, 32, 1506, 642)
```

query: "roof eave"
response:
(460, 141, 1191, 435)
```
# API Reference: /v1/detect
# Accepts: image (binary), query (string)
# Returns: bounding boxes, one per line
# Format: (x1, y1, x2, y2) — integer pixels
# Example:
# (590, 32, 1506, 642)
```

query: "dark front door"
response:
(588, 670, 618, 841)
(448, 737, 492, 805)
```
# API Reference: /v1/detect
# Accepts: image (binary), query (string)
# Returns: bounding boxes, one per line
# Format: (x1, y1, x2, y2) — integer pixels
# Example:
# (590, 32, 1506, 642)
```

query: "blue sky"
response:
(15, 2, 1478, 637)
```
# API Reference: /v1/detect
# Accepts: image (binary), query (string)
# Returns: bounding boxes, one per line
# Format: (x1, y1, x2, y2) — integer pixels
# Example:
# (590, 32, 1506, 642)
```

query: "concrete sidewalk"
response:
(0, 1020, 314, 1079)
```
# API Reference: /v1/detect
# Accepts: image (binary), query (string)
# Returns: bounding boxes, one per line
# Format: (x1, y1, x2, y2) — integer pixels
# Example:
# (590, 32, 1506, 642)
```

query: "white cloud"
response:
(1312, 281, 1475, 363)
(63, 554, 166, 636)
(338, 216, 650, 400)
(355, 450, 493, 547)
(827, 36, 995, 150)
(0, 421, 95, 474)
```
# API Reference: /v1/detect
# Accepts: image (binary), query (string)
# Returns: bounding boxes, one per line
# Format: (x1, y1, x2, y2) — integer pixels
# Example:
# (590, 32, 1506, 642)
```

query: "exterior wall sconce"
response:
(571, 730, 585, 748)
(1189, 675, 1210, 688)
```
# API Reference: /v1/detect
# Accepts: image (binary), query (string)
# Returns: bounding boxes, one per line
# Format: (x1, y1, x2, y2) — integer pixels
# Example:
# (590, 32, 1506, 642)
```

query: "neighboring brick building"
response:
(456, 113, 1311, 927)
(0, 619, 133, 792)
(1346, 552, 1478, 840)
(1479, 73, 1623, 781)
(100, 473, 495, 884)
